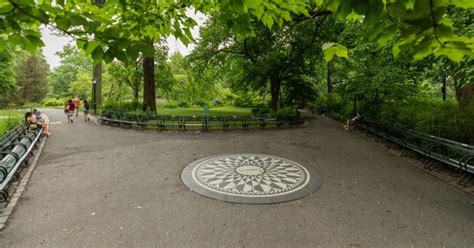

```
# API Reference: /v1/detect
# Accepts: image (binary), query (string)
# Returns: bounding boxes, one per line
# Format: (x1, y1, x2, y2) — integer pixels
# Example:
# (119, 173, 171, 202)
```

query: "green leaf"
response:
(0, 39, 6, 52)
(0, 2, 13, 13)
(413, 38, 434, 60)
(85, 40, 101, 54)
(314, 0, 325, 6)
(91, 45, 104, 64)
(126, 46, 139, 60)
(22, 36, 36, 52)
(133, 42, 155, 56)
(261, 13, 274, 29)
(55, 17, 71, 31)
(335, 46, 348, 58)
(377, 25, 396, 46)
(433, 47, 465, 62)
(8, 34, 23, 47)
(446, 0, 474, 8)
(231, 0, 245, 14)
(25, 35, 44, 47)
(254, 6, 264, 19)
(103, 48, 115, 63)
(114, 49, 128, 62)
(392, 44, 401, 57)
(324, 49, 335, 62)
(70, 15, 88, 26)
(244, 0, 261, 9)
(322, 42, 335, 50)
(322, 42, 349, 62)
(76, 39, 87, 50)
(405, 0, 416, 10)
(280, 11, 292, 22)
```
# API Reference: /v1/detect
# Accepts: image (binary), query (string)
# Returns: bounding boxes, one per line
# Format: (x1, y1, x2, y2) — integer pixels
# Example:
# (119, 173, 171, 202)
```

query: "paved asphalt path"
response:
(0, 109, 473, 247)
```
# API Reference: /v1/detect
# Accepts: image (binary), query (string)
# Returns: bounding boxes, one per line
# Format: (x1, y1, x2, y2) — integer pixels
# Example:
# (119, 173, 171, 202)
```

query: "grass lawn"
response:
(0, 109, 24, 136)
(0, 109, 24, 118)
(156, 106, 252, 116)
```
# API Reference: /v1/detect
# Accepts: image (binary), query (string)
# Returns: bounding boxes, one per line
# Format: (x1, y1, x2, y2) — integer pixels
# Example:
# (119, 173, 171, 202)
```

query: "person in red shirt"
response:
(73, 96, 81, 117)
(65, 99, 76, 123)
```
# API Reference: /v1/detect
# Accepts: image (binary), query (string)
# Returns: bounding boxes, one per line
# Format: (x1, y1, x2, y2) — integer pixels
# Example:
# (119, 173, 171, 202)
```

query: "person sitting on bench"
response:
(34, 110, 51, 136)
(25, 112, 41, 130)
(344, 112, 362, 130)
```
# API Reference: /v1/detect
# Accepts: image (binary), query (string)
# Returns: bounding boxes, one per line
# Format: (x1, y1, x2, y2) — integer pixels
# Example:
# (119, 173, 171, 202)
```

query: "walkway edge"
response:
(320, 115, 473, 194)
(0, 136, 47, 230)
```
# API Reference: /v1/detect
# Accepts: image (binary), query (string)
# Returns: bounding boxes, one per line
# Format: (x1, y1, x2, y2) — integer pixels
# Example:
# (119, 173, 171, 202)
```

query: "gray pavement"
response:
(0, 109, 473, 247)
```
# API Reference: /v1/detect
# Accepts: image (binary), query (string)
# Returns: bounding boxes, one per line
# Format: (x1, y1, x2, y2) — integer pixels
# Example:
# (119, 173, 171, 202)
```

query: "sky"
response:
(41, 10, 206, 69)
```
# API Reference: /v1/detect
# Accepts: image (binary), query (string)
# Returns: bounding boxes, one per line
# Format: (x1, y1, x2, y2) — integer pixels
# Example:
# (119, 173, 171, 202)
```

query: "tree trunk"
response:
(441, 75, 447, 101)
(455, 83, 474, 110)
(143, 44, 156, 112)
(327, 61, 333, 93)
(92, 63, 102, 105)
(133, 88, 139, 103)
(92, 0, 105, 109)
(270, 78, 281, 111)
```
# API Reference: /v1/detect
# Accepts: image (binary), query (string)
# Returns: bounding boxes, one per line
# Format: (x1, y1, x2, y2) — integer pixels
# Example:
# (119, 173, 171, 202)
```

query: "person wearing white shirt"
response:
(34, 110, 50, 136)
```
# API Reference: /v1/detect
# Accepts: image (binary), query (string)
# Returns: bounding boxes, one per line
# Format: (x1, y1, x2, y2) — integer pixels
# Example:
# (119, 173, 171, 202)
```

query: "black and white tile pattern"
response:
(182, 154, 322, 204)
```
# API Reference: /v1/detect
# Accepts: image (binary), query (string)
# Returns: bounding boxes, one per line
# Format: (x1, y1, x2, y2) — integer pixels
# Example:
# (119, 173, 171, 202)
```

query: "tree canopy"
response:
(0, 0, 472, 63)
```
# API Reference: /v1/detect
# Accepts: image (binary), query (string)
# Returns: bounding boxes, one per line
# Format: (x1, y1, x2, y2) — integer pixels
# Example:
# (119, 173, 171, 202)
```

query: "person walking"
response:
(73, 96, 81, 117)
(65, 99, 75, 123)
(320, 103, 327, 116)
(83, 99, 90, 121)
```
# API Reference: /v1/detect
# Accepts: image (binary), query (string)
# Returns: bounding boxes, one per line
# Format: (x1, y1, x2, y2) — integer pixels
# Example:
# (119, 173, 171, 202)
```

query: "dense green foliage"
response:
(48, 45, 92, 98)
(1, 1, 472, 62)
(312, 10, 474, 143)
(0, 49, 17, 97)
(0, 110, 22, 135)
(322, 95, 474, 143)
(12, 52, 49, 105)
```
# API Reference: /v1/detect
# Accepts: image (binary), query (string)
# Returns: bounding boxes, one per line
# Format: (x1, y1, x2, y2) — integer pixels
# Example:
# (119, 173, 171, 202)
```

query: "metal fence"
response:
(98, 110, 305, 132)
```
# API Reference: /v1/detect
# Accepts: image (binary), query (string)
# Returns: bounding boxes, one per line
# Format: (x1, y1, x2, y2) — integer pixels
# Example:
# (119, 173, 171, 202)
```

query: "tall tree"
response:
(106, 61, 143, 102)
(155, 49, 175, 100)
(68, 71, 92, 101)
(0, 49, 17, 98)
(142, 39, 156, 111)
(191, 12, 335, 110)
(14, 52, 49, 105)
(91, 0, 105, 109)
(48, 45, 93, 98)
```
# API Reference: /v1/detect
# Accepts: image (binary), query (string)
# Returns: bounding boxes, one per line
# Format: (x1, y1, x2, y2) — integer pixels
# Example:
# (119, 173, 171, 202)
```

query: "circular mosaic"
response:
(181, 154, 322, 204)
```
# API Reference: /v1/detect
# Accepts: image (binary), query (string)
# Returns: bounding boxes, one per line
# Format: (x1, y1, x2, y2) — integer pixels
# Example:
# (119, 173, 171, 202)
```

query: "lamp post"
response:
(92, 79, 97, 114)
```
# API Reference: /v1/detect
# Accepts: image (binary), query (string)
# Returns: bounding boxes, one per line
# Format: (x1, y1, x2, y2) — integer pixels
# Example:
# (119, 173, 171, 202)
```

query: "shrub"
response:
(162, 101, 178, 108)
(232, 91, 265, 107)
(42, 97, 66, 107)
(276, 107, 297, 117)
(379, 98, 474, 144)
(214, 88, 237, 106)
(251, 108, 271, 116)
(102, 99, 142, 112)
(0, 118, 23, 136)
(177, 100, 191, 108)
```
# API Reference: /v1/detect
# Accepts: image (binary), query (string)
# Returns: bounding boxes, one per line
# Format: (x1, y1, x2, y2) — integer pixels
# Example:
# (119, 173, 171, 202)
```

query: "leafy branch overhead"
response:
(0, 0, 472, 62)
(322, 42, 349, 62)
